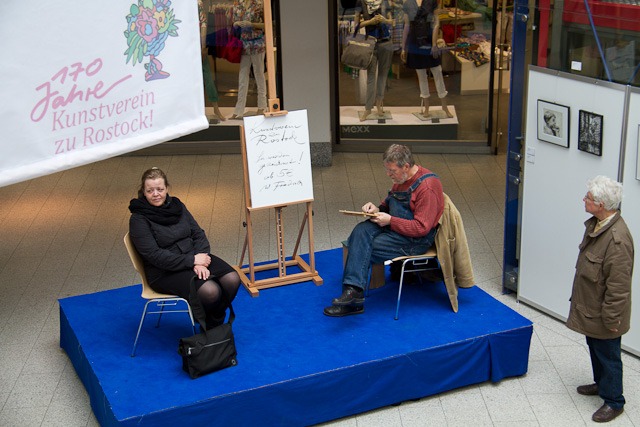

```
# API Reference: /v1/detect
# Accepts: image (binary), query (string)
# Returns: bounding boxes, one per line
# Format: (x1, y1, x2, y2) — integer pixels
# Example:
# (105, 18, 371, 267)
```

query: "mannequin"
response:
(199, 0, 226, 121)
(230, 0, 267, 120)
(401, 0, 453, 119)
(201, 49, 226, 121)
(355, 0, 395, 121)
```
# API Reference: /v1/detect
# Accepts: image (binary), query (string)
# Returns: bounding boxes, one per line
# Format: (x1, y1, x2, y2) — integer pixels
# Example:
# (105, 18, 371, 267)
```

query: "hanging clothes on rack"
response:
(206, 2, 234, 59)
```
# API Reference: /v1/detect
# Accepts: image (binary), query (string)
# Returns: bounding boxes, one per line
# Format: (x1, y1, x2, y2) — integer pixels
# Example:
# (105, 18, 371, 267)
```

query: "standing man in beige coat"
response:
(566, 175, 634, 423)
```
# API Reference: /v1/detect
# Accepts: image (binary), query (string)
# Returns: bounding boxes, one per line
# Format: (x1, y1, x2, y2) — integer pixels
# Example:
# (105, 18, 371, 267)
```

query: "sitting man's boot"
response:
(323, 304, 365, 317)
(332, 284, 365, 306)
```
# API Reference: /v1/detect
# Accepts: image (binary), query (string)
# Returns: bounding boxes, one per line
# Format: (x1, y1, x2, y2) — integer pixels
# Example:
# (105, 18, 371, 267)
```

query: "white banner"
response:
(0, 0, 208, 187)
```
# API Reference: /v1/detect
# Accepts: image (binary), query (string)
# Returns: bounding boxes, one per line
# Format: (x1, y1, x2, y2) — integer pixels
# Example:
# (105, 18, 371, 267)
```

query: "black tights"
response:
(197, 271, 241, 324)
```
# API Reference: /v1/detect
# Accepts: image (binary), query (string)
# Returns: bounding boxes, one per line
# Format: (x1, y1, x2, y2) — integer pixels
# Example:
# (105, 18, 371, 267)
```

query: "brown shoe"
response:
(592, 404, 623, 423)
(577, 383, 599, 396)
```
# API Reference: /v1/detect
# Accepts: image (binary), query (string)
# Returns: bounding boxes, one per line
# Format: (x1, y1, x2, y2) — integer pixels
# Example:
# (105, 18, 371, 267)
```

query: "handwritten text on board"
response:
(243, 110, 313, 209)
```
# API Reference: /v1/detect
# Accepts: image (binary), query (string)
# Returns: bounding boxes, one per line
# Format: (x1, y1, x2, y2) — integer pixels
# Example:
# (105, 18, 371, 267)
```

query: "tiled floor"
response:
(0, 152, 638, 426)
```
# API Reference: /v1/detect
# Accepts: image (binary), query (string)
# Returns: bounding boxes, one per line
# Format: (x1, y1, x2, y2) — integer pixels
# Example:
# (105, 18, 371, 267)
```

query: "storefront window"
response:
(336, 0, 513, 149)
(199, 0, 279, 124)
(158, 0, 282, 151)
(533, 0, 640, 87)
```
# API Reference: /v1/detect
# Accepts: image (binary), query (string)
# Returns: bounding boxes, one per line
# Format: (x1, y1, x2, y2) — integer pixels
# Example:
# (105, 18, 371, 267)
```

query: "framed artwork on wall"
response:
(537, 100, 570, 148)
(578, 110, 603, 156)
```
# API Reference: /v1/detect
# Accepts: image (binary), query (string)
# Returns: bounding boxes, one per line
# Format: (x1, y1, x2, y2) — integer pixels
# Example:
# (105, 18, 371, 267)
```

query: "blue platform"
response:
(59, 248, 532, 426)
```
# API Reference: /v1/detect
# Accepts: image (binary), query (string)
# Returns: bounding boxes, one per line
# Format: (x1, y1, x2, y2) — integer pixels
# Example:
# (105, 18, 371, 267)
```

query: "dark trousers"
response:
(586, 336, 625, 409)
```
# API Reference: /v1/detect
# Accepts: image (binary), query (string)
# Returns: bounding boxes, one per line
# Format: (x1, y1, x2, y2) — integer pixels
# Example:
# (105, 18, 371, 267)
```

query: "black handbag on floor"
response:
(178, 277, 237, 379)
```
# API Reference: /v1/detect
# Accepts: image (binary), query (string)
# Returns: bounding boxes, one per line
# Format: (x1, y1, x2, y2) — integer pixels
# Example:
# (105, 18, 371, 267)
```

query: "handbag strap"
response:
(352, 23, 361, 37)
(224, 293, 236, 325)
(340, 4, 361, 38)
(188, 275, 235, 330)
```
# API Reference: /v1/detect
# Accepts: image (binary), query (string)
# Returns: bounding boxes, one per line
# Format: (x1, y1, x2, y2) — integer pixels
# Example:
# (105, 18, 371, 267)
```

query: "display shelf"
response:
(443, 51, 510, 95)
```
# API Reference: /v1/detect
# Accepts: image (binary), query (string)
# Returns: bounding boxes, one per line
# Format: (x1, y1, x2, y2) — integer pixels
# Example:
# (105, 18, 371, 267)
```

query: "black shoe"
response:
(332, 285, 365, 306)
(323, 304, 365, 317)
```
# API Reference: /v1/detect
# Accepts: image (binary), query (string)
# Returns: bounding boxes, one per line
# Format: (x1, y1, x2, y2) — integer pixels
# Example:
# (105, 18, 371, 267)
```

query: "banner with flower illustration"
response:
(0, 0, 208, 187)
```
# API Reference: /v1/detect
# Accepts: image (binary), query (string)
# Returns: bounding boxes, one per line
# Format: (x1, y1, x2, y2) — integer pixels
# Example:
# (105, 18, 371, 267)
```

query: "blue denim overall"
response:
(342, 173, 438, 291)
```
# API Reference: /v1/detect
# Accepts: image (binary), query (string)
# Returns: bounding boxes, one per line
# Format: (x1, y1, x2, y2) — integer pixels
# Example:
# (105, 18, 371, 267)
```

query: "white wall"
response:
(620, 88, 640, 355)
(518, 67, 639, 356)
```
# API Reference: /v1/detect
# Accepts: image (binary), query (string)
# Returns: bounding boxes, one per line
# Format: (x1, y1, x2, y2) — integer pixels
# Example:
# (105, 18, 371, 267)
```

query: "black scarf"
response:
(128, 195, 184, 225)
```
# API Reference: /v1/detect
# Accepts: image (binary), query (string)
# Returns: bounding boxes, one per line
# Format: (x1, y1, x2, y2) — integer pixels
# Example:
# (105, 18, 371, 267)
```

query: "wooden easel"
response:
(235, 0, 322, 296)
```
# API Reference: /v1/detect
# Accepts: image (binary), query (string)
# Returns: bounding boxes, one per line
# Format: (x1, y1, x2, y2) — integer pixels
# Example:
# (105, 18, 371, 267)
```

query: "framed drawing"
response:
(578, 110, 603, 156)
(537, 100, 570, 148)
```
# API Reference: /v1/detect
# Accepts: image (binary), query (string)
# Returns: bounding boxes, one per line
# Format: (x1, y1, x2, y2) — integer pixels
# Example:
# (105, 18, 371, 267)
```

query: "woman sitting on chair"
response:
(128, 167, 240, 329)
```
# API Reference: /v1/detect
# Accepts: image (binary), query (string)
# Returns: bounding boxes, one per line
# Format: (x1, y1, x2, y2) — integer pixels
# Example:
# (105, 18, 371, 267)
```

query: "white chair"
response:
(384, 244, 440, 320)
(124, 232, 196, 357)
(344, 238, 441, 320)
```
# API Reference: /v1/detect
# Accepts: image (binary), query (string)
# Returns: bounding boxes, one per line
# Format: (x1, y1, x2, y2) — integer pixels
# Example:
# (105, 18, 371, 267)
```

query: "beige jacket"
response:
(436, 194, 475, 312)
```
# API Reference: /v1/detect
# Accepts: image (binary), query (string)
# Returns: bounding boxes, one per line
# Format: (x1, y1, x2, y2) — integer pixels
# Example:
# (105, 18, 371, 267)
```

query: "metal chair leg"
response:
(132, 298, 195, 357)
(155, 302, 166, 328)
(395, 262, 408, 320)
(131, 301, 152, 357)
(186, 303, 197, 334)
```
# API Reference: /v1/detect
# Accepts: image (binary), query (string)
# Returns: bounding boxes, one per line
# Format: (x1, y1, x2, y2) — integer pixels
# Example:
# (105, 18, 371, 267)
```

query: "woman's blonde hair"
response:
(137, 167, 169, 198)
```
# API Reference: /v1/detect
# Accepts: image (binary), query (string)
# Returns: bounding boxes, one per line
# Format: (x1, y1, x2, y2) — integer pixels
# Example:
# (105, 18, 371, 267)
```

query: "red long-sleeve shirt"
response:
(379, 166, 444, 238)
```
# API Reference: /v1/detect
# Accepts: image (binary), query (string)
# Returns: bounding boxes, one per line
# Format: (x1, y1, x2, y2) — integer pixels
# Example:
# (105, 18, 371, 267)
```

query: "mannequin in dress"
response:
(401, 0, 453, 119)
(355, 0, 395, 121)
(229, 0, 267, 120)
(199, 0, 226, 121)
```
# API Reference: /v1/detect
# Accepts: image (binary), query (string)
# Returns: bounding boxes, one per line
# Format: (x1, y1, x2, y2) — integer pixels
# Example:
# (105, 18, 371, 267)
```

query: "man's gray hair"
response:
(383, 144, 415, 167)
(587, 175, 623, 211)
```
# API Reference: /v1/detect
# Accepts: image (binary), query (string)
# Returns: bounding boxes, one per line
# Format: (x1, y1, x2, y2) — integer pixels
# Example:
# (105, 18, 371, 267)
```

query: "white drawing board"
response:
(242, 110, 313, 209)
(620, 88, 640, 356)
(519, 67, 624, 319)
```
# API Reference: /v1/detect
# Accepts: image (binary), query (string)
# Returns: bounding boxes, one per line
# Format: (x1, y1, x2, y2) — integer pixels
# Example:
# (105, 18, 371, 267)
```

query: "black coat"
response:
(129, 207, 210, 284)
